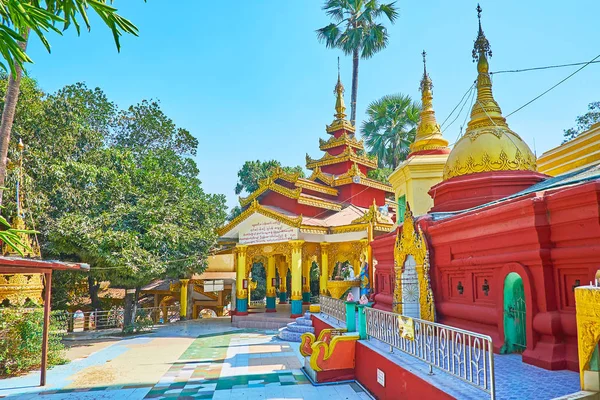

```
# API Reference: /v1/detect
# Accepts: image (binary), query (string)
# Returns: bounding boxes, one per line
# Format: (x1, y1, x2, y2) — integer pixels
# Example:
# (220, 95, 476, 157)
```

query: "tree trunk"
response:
(88, 276, 101, 310)
(0, 30, 29, 205)
(350, 49, 360, 127)
(123, 289, 134, 331)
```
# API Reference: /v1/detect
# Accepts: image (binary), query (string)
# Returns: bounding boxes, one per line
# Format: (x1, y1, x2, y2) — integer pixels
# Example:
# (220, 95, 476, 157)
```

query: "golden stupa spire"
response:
(2, 139, 41, 258)
(334, 57, 346, 120)
(326, 57, 355, 134)
(442, 4, 536, 180)
(410, 50, 448, 154)
(467, 4, 507, 131)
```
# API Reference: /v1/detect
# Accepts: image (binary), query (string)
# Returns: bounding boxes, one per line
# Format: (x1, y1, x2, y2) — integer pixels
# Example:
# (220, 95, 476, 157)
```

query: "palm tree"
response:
(361, 94, 420, 170)
(0, 1, 141, 204)
(316, 0, 398, 126)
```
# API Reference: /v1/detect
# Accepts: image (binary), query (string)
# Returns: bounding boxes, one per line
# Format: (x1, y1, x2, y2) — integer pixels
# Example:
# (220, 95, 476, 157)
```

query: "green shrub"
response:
(0, 308, 67, 376)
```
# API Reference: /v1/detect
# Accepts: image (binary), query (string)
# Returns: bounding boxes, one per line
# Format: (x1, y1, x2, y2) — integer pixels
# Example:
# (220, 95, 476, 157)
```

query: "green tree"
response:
(367, 167, 393, 183)
(361, 94, 420, 170)
(563, 101, 600, 143)
(317, 0, 398, 126)
(0, 0, 141, 205)
(0, 77, 227, 328)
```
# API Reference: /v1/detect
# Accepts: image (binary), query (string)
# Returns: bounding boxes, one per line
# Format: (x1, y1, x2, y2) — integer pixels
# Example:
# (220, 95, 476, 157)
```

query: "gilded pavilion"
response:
(217, 73, 395, 317)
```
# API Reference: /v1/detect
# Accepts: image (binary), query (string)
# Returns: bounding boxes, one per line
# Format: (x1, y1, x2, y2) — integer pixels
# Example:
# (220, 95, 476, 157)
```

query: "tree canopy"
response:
(563, 101, 600, 143)
(360, 94, 420, 170)
(0, 75, 227, 309)
(317, 0, 398, 125)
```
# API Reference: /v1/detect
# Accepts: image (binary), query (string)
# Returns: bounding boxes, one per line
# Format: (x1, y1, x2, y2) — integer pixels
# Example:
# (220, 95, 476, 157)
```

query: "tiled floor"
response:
(0, 321, 369, 400)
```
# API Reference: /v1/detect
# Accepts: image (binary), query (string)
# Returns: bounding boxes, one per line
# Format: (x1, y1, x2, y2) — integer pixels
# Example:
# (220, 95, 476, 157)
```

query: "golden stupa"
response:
(443, 5, 536, 180)
(0, 139, 43, 306)
(410, 51, 449, 154)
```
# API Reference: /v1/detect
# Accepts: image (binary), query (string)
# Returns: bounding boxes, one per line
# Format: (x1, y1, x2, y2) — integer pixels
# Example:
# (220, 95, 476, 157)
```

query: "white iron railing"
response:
(364, 307, 495, 399)
(320, 295, 346, 323)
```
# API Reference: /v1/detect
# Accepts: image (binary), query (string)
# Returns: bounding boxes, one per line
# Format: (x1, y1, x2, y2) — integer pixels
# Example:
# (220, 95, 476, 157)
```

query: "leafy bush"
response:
(0, 308, 67, 376)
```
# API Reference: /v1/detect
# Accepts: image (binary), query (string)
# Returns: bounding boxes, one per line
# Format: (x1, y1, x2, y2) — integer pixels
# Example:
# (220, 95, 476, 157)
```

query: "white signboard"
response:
(377, 369, 385, 387)
(239, 214, 298, 245)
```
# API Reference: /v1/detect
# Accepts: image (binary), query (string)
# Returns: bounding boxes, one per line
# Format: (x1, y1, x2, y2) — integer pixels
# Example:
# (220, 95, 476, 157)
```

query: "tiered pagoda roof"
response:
(218, 73, 395, 240)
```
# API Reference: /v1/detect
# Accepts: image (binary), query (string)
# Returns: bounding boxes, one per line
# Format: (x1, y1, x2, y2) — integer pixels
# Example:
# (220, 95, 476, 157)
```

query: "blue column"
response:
(266, 296, 276, 312)
(291, 300, 303, 317)
(236, 298, 248, 315)
(279, 291, 288, 304)
(302, 292, 311, 303)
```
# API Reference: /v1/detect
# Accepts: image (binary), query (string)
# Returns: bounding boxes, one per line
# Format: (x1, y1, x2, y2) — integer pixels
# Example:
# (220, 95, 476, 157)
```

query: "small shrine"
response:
(217, 72, 395, 318)
(371, 5, 600, 374)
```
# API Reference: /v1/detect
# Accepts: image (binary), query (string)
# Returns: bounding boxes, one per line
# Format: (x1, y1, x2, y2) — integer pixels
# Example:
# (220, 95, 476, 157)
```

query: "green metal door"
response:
(502, 272, 526, 354)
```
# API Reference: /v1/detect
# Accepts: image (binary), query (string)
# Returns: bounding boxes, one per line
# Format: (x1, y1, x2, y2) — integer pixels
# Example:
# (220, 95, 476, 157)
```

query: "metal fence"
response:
(364, 307, 495, 399)
(319, 295, 346, 323)
(62, 306, 180, 332)
(1, 306, 181, 334)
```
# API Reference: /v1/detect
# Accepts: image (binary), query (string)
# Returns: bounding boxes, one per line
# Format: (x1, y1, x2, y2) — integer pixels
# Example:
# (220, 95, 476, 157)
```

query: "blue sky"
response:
(25, 1, 600, 211)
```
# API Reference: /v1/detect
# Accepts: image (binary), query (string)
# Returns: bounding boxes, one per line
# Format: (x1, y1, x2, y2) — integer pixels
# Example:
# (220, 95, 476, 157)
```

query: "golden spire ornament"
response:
(334, 57, 346, 120)
(410, 50, 448, 154)
(2, 139, 41, 258)
(326, 57, 355, 134)
(442, 4, 536, 180)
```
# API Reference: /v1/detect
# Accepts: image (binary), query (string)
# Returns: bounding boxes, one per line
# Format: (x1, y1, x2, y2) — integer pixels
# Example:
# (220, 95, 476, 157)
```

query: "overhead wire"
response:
(505, 53, 600, 118)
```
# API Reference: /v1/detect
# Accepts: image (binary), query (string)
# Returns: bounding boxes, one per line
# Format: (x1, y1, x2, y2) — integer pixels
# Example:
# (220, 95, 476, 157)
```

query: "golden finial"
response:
(473, 4, 492, 63)
(410, 51, 448, 154)
(334, 57, 346, 120)
(441, 5, 536, 180)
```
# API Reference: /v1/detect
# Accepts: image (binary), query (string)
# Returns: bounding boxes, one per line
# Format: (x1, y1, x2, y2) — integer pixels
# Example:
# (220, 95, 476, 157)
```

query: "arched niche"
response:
(393, 204, 435, 322)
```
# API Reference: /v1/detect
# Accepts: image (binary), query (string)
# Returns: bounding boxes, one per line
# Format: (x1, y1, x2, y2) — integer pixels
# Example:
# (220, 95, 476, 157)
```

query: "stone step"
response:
(296, 317, 313, 327)
(278, 327, 303, 342)
(286, 322, 315, 334)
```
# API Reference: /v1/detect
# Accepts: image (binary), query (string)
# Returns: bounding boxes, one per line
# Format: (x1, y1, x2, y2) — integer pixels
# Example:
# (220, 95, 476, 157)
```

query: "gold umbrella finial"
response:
(473, 4, 492, 63)
(333, 57, 346, 120)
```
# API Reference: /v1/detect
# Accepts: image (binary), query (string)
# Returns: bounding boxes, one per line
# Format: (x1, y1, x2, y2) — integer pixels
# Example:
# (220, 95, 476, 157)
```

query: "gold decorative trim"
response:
(297, 195, 342, 211)
(330, 223, 370, 234)
(307, 166, 334, 186)
(239, 178, 302, 207)
(295, 179, 338, 196)
(299, 225, 329, 234)
(217, 199, 302, 236)
(443, 148, 537, 180)
(575, 287, 600, 387)
(0, 274, 44, 306)
(319, 133, 364, 151)
(306, 146, 377, 170)
(393, 204, 435, 322)
(267, 166, 301, 183)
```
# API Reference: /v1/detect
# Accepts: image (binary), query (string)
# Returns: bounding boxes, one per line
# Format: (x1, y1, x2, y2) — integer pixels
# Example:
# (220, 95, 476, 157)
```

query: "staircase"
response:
(278, 312, 314, 342)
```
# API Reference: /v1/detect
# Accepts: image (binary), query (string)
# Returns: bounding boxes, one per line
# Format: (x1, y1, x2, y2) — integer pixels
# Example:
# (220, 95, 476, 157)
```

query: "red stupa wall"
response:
(372, 179, 600, 372)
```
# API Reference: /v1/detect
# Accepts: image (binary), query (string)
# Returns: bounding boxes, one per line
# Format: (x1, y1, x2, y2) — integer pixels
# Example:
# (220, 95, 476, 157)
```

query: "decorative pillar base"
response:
(345, 302, 357, 332)
(291, 299, 303, 318)
(279, 292, 288, 304)
(236, 298, 248, 316)
(266, 296, 276, 312)
(302, 292, 311, 305)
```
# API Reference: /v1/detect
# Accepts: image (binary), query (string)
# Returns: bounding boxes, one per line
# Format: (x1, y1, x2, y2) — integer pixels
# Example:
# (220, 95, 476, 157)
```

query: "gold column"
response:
(278, 257, 288, 303)
(179, 279, 189, 320)
(289, 240, 304, 317)
(267, 255, 276, 297)
(320, 243, 329, 295)
(235, 245, 248, 314)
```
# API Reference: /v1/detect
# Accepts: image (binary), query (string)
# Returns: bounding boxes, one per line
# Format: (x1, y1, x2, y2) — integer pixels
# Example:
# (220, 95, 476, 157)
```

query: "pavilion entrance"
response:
(502, 272, 527, 354)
